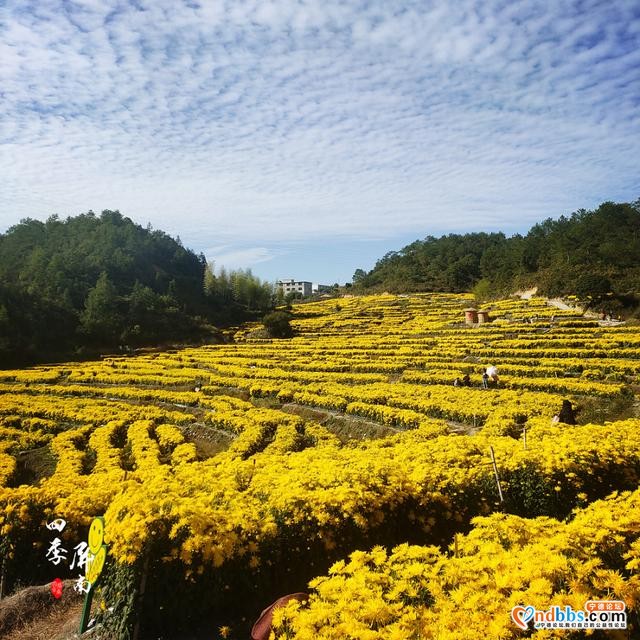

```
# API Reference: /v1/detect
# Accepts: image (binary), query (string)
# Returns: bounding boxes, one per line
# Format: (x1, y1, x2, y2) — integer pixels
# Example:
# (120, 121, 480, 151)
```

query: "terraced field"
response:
(1, 293, 639, 639)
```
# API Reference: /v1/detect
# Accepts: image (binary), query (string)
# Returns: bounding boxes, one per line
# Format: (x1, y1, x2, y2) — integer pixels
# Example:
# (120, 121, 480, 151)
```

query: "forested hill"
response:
(0, 211, 273, 365)
(353, 200, 640, 306)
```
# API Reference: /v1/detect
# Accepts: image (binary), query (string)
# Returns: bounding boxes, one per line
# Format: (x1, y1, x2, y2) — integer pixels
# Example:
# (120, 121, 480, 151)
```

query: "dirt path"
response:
(280, 402, 480, 439)
(446, 420, 482, 436)
(516, 287, 538, 300)
(547, 298, 625, 326)
(280, 403, 400, 440)
(547, 298, 576, 311)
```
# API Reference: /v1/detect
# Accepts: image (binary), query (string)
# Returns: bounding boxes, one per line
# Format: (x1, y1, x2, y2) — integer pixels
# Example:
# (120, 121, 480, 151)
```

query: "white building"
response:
(277, 279, 313, 297)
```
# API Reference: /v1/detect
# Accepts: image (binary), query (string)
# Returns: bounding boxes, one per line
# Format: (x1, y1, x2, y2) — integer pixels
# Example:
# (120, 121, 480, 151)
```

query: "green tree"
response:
(574, 274, 612, 308)
(262, 311, 293, 338)
(0, 303, 10, 354)
(203, 261, 216, 298)
(80, 272, 122, 344)
(352, 268, 367, 286)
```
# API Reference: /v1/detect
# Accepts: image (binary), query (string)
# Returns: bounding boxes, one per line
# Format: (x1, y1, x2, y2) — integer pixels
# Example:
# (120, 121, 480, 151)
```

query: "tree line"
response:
(0, 211, 274, 365)
(352, 200, 640, 310)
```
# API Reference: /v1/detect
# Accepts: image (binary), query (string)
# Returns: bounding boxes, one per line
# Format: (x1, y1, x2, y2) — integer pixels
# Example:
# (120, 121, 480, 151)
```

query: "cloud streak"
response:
(205, 245, 277, 271)
(1, 0, 639, 264)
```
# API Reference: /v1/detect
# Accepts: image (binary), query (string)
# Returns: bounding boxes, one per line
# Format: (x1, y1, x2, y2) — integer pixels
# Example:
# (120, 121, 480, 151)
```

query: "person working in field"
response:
(557, 399, 577, 425)
(552, 400, 578, 425)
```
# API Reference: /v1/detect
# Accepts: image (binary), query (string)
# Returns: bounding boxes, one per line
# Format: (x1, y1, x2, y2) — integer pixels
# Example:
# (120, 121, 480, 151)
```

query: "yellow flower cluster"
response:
(0, 442, 16, 486)
(0, 391, 191, 427)
(272, 487, 640, 639)
(155, 424, 185, 452)
(4, 413, 636, 573)
(0, 292, 638, 634)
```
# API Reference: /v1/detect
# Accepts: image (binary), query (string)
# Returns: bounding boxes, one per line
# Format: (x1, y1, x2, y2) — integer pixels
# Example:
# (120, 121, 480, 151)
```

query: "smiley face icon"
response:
(86, 545, 107, 586)
(88, 517, 105, 555)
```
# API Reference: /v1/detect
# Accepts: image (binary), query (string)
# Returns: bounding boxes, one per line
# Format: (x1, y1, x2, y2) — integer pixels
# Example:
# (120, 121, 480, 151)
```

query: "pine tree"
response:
(80, 272, 122, 344)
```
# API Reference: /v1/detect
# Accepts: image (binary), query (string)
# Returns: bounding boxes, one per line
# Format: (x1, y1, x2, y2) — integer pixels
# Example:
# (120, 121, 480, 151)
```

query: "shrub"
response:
(262, 311, 293, 338)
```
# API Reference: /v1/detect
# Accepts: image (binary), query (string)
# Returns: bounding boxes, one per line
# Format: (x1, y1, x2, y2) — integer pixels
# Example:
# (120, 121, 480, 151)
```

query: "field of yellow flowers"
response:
(0, 293, 639, 638)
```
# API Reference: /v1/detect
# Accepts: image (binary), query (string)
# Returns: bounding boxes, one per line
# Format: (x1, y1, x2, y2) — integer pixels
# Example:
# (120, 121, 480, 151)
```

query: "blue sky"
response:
(1, 0, 639, 284)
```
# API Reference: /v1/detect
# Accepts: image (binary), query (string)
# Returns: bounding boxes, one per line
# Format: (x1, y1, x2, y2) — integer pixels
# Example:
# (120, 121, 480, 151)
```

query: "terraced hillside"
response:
(1, 293, 639, 639)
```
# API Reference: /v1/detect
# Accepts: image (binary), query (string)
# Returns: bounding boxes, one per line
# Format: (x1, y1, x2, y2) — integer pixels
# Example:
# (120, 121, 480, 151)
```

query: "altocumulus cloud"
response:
(205, 246, 276, 271)
(1, 0, 639, 268)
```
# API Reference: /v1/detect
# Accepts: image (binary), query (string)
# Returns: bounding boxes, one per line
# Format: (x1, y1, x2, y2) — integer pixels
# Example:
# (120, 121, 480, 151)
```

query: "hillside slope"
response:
(354, 199, 640, 309)
(1, 294, 639, 638)
(0, 211, 273, 364)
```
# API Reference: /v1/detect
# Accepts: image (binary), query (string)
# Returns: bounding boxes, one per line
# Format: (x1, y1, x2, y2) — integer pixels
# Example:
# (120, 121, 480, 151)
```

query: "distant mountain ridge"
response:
(352, 199, 640, 310)
(0, 210, 273, 364)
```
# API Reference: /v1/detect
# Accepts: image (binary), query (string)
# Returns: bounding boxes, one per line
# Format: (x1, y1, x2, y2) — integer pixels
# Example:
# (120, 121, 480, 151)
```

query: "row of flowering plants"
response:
(0, 292, 638, 637)
(271, 487, 640, 639)
(3, 413, 640, 635)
